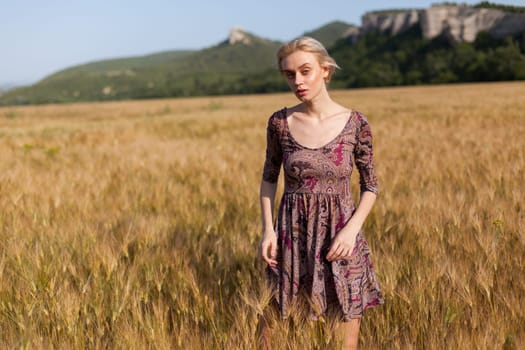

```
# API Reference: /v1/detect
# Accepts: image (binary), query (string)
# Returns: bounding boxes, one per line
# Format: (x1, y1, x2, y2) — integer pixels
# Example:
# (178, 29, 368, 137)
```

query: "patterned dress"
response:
(262, 107, 384, 321)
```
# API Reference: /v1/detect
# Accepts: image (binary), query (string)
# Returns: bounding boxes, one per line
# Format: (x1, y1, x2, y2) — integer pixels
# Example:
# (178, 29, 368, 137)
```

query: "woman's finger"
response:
(327, 242, 343, 261)
(326, 243, 336, 261)
(262, 241, 278, 267)
(270, 240, 277, 259)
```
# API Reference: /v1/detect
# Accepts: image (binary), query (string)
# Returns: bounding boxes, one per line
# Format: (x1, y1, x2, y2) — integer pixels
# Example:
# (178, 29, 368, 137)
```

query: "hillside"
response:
(1, 2, 524, 106)
(0, 29, 282, 105)
(303, 21, 356, 48)
(329, 23, 525, 88)
(44, 50, 196, 78)
(0, 22, 356, 106)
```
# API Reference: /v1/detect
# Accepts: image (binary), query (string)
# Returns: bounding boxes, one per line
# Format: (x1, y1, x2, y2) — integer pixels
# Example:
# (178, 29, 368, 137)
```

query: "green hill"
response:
(303, 21, 356, 48)
(44, 50, 195, 78)
(0, 23, 361, 106)
(0, 30, 283, 105)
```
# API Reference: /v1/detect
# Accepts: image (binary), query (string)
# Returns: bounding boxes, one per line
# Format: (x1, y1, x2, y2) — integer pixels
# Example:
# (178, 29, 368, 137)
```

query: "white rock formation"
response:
(357, 5, 525, 43)
(361, 10, 420, 36)
(420, 5, 508, 42)
(228, 27, 252, 45)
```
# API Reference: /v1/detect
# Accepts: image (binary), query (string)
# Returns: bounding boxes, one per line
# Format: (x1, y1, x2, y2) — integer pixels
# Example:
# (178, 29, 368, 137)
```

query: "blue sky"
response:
(1, 0, 524, 86)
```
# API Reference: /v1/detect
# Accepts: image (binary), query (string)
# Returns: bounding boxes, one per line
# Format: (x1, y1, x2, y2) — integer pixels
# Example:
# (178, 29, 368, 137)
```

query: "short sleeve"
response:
(354, 112, 378, 194)
(262, 112, 283, 183)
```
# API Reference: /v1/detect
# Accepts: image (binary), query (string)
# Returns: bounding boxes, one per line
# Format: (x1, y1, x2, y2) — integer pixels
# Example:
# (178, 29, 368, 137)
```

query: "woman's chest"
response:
(281, 138, 356, 180)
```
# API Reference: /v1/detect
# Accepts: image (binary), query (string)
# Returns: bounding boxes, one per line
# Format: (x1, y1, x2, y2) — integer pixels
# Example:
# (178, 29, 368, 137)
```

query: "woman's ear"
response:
(322, 65, 330, 82)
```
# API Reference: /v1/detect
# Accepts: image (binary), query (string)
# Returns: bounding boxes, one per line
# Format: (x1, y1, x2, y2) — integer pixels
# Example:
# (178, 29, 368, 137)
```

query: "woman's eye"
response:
(302, 70, 310, 75)
(286, 72, 295, 79)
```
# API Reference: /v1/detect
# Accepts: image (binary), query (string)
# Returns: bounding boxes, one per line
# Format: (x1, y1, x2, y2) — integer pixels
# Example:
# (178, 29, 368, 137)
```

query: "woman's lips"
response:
(296, 89, 308, 96)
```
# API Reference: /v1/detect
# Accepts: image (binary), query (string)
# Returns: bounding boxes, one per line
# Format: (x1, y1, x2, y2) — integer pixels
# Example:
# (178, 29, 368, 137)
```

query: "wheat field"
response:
(0, 82, 524, 349)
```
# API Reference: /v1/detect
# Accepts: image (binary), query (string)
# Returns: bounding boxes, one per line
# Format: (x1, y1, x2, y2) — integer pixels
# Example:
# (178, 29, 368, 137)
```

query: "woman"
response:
(258, 37, 384, 349)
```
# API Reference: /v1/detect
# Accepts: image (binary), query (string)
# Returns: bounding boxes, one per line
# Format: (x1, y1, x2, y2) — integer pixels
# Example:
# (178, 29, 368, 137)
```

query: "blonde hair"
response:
(277, 36, 340, 82)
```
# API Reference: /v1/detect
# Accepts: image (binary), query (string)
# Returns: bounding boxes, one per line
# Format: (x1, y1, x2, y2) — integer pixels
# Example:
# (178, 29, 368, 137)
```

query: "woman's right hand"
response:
(258, 230, 278, 268)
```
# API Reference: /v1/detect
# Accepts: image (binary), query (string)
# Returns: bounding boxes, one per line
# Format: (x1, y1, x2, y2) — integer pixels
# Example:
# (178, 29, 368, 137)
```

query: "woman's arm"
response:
(327, 112, 378, 262)
(259, 112, 283, 267)
(259, 180, 279, 267)
(326, 191, 376, 261)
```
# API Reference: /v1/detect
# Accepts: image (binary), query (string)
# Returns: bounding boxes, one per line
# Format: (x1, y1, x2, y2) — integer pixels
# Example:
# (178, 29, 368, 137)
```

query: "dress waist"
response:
(283, 191, 351, 198)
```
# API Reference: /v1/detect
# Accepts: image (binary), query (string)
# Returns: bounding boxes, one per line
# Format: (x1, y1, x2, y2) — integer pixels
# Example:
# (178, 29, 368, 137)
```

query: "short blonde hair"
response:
(277, 36, 340, 82)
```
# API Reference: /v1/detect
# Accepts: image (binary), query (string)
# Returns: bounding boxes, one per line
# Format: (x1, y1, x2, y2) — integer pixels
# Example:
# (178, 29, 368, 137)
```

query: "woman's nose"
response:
(294, 73, 303, 85)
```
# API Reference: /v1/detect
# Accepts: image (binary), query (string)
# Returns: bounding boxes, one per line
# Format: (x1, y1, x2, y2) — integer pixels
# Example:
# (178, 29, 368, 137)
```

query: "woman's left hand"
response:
(326, 229, 358, 262)
(326, 192, 376, 262)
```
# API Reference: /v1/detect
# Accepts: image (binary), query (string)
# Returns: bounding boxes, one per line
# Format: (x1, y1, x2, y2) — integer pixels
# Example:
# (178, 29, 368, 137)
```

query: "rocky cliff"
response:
(361, 10, 420, 37)
(355, 4, 525, 43)
(228, 27, 252, 45)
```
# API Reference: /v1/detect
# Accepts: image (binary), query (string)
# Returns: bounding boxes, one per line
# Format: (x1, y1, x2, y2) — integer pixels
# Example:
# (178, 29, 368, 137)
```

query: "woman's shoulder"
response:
(266, 107, 288, 133)
(349, 108, 366, 120)
(269, 107, 287, 121)
(349, 109, 372, 128)
(269, 103, 304, 121)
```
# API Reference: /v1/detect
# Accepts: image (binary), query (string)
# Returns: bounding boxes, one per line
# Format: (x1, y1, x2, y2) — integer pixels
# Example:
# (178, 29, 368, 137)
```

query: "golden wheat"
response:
(0, 82, 524, 349)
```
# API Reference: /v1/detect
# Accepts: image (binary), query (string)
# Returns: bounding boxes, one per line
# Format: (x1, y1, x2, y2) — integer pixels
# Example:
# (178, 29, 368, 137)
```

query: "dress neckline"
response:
(283, 107, 354, 151)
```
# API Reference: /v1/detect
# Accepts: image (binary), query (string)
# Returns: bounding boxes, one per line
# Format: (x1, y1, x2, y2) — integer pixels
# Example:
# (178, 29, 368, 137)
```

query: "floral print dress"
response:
(262, 108, 384, 321)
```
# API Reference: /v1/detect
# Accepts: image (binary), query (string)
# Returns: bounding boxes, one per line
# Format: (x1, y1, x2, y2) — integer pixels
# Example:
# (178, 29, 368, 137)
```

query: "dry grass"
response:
(0, 82, 524, 349)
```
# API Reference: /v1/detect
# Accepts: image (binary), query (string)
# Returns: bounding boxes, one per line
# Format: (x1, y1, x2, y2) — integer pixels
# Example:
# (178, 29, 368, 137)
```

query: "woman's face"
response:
(280, 50, 329, 102)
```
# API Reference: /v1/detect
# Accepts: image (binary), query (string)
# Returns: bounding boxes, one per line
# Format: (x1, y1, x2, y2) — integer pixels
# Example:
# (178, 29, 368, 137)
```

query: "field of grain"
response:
(0, 82, 524, 349)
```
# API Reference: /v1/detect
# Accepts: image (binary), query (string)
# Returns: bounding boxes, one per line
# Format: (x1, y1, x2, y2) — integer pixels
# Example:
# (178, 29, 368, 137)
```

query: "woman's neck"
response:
(300, 93, 342, 120)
